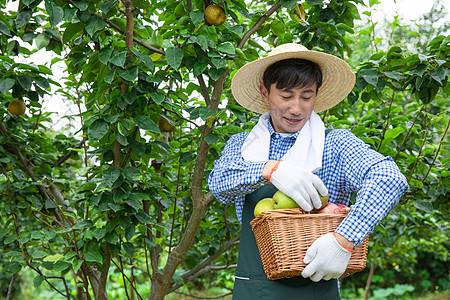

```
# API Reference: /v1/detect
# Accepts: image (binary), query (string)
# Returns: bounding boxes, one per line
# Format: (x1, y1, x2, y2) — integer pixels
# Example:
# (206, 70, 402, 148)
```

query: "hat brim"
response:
(231, 48, 356, 114)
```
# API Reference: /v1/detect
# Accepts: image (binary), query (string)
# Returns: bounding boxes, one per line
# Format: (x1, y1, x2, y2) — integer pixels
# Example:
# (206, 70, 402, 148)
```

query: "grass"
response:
(164, 288, 450, 300)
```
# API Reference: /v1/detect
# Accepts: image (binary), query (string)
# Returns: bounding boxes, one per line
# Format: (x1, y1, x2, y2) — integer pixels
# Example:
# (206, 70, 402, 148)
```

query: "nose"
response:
(289, 99, 303, 115)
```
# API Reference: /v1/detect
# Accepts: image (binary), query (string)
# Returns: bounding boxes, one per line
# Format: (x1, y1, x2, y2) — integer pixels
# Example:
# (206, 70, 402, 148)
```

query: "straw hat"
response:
(231, 43, 355, 114)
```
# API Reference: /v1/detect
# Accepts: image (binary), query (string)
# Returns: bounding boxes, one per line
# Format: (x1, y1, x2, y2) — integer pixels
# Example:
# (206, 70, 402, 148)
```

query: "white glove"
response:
(270, 161, 328, 211)
(301, 233, 352, 282)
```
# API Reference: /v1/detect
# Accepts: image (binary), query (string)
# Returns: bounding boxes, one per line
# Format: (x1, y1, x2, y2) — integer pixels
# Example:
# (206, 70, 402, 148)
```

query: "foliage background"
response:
(0, 0, 448, 299)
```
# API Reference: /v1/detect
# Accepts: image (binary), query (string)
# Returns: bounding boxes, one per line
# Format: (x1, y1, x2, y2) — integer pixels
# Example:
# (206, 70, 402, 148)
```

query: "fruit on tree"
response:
(8, 99, 26, 115)
(158, 116, 176, 132)
(272, 190, 300, 209)
(204, 5, 226, 26)
(254, 198, 274, 217)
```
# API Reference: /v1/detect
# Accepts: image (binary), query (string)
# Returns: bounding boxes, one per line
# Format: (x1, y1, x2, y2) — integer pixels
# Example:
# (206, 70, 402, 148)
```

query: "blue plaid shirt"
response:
(208, 120, 409, 247)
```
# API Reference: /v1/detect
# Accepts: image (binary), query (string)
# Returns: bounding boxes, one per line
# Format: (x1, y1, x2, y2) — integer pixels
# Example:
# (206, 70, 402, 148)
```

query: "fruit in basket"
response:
(317, 188, 329, 209)
(317, 203, 350, 214)
(337, 204, 351, 213)
(254, 198, 275, 217)
(272, 191, 300, 209)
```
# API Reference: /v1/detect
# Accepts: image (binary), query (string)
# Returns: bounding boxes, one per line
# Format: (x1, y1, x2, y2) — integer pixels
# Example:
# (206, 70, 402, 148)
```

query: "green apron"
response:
(232, 184, 340, 300)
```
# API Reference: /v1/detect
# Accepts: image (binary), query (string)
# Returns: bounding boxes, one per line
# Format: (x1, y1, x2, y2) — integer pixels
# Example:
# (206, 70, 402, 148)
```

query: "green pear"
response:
(272, 191, 300, 209)
(254, 198, 275, 217)
(311, 189, 329, 213)
(319, 191, 329, 209)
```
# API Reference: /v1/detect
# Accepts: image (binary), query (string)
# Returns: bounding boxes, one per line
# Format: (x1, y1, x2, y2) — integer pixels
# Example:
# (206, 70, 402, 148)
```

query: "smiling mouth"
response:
(285, 117, 302, 124)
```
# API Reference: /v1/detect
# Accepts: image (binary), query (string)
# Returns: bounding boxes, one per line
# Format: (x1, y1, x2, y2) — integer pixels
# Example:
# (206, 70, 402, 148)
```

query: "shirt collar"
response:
(267, 117, 301, 139)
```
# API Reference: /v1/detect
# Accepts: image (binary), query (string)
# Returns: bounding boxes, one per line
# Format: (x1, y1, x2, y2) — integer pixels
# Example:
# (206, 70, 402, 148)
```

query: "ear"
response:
(259, 84, 269, 104)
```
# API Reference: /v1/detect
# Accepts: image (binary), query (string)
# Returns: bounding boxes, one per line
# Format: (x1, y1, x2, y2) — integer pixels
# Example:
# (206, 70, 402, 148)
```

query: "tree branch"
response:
(94, 12, 164, 55)
(237, 2, 282, 49)
(167, 235, 239, 293)
(57, 137, 87, 166)
(421, 117, 449, 184)
(197, 74, 211, 106)
(173, 290, 233, 300)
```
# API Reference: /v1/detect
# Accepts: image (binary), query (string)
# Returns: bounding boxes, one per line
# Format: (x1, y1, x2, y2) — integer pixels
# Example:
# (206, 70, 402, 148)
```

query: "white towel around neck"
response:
(241, 111, 325, 173)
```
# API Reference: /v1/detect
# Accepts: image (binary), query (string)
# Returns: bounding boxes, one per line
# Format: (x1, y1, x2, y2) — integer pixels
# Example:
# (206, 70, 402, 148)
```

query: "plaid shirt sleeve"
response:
(207, 132, 268, 222)
(317, 129, 410, 247)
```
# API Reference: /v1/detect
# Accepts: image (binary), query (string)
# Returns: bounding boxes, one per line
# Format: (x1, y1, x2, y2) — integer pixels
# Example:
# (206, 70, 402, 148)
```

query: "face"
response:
(260, 83, 317, 133)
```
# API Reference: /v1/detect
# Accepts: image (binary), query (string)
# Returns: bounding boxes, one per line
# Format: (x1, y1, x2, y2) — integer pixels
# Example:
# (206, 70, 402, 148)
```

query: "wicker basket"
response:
(250, 208, 369, 280)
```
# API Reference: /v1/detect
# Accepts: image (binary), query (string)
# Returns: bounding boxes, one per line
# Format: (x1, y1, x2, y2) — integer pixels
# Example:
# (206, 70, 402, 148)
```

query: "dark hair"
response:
(262, 58, 323, 93)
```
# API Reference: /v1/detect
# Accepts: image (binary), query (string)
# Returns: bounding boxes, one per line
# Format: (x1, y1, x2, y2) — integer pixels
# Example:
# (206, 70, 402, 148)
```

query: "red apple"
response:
(317, 203, 350, 214)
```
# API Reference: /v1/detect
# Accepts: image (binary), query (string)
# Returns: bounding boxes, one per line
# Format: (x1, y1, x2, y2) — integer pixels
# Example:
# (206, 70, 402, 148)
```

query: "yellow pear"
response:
(8, 99, 26, 115)
(254, 198, 274, 217)
(205, 5, 226, 26)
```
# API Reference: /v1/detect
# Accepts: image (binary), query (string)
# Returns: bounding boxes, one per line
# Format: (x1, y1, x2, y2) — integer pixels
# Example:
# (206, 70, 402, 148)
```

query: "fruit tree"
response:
(0, 0, 448, 299)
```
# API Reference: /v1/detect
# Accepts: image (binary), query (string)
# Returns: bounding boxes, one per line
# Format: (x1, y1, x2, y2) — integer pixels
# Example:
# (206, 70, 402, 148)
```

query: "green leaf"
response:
(63, 22, 84, 44)
(118, 66, 138, 82)
(0, 228, 10, 239)
(32, 251, 47, 259)
(384, 127, 405, 140)
(0, 20, 11, 36)
(429, 68, 446, 84)
(307, 0, 323, 5)
(43, 253, 64, 262)
(129, 193, 150, 201)
(100, 1, 116, 13)
(16, 10, 31, 28)
(180, 152, 196, 164)
(104, 167, 121, 185)
(150, 92, 165, 104)
(53, 261, 71, 272)
(105, 231, 119, 244)
(123, 166, 141, 180)
(34, 76, 50, 90)
(359, 68, 379, 86)
(204, 133, 219, 145)
(134, 115, 160, 133)
(45, 1, 64, 26)
(280, 0, 297, 9)
(35, 34, 50, 50)
(85, 15, 105, 36)
(73, 220, 94, 230)
(190, 10, 204, 27)
(84, 250, 103, 264)
(122, 242, 136, 257)
(98, 47, 114, 65)
(88, 119, 109, 141)
(217, 42, 235, 55)
(72, 0, 89, 11)
(72, 259, 83, 273)
(413, 200, 433, 213)
(135, 210, 152, 224)
(270, 20, 285, 38)
(104, 70, 115, 83)
(31, 231, 44, 240)
(383, 71, 405, 80)
(125, 199, 141, 212)
(131, 49, 155, 72)
(17, 76, 32, 90)
(0, 78, 15, 94)
(33, 275, 45, 288)
(166, 47, 183, 69)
